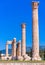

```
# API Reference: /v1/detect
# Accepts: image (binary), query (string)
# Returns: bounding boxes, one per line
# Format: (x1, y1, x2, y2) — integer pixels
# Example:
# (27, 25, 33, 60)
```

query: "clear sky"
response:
(0, 0, 45, 50)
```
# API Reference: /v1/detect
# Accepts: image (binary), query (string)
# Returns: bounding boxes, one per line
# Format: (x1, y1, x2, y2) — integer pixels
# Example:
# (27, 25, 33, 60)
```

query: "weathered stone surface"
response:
(16, 56, 23, 61)
(23, 54, 31, 61)
(32, 1, 41, 60)
(17, 40, 21, 57)
(21, 24, 26, 56)
(1, 56, 12, 60)
(6, 40, 12, 58)
(12, 38, 16, 59)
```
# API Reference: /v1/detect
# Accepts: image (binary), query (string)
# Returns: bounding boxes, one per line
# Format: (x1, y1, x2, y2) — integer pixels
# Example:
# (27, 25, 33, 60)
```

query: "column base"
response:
(12, 56, 16, 60)
(16, 56, 23, 61)
(23, 54, 31, 61)
(32, 56, 41, 61)
(1, 56, 12, 60)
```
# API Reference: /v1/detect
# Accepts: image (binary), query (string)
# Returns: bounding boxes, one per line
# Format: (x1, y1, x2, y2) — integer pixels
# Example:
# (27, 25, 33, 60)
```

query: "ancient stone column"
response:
(12, 38, 16, 58)
(16, 40, 21, 57)
(6, 41, 8, 57)
(16, 40, 24, 60)
(32, 1, 41, 60)
(21, 24, 26, 56)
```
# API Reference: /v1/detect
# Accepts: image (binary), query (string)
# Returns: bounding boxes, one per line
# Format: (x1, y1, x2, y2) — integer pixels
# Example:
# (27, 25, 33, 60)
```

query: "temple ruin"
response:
(1, 1, 41, 61)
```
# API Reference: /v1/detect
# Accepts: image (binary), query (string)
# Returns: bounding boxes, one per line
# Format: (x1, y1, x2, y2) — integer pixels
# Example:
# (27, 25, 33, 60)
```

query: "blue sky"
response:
(0, 0, 45, 50)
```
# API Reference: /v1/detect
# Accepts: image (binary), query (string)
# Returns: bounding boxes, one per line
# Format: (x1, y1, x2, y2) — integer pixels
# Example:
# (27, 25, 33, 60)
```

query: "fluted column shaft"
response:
(32, 1, 40, 60)
(16, 41, 21, 57)
(12, 38, 16, 57)
(21, 24, 26, 56)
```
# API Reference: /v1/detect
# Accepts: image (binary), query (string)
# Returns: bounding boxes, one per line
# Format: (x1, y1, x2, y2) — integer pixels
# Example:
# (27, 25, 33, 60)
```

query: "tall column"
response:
(21, 24, 26, 56)
(32, 1, 41, 60)
(17, 40, 21, 57)
(12, 38, 16, 58)
(6, 41, 8, 57)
